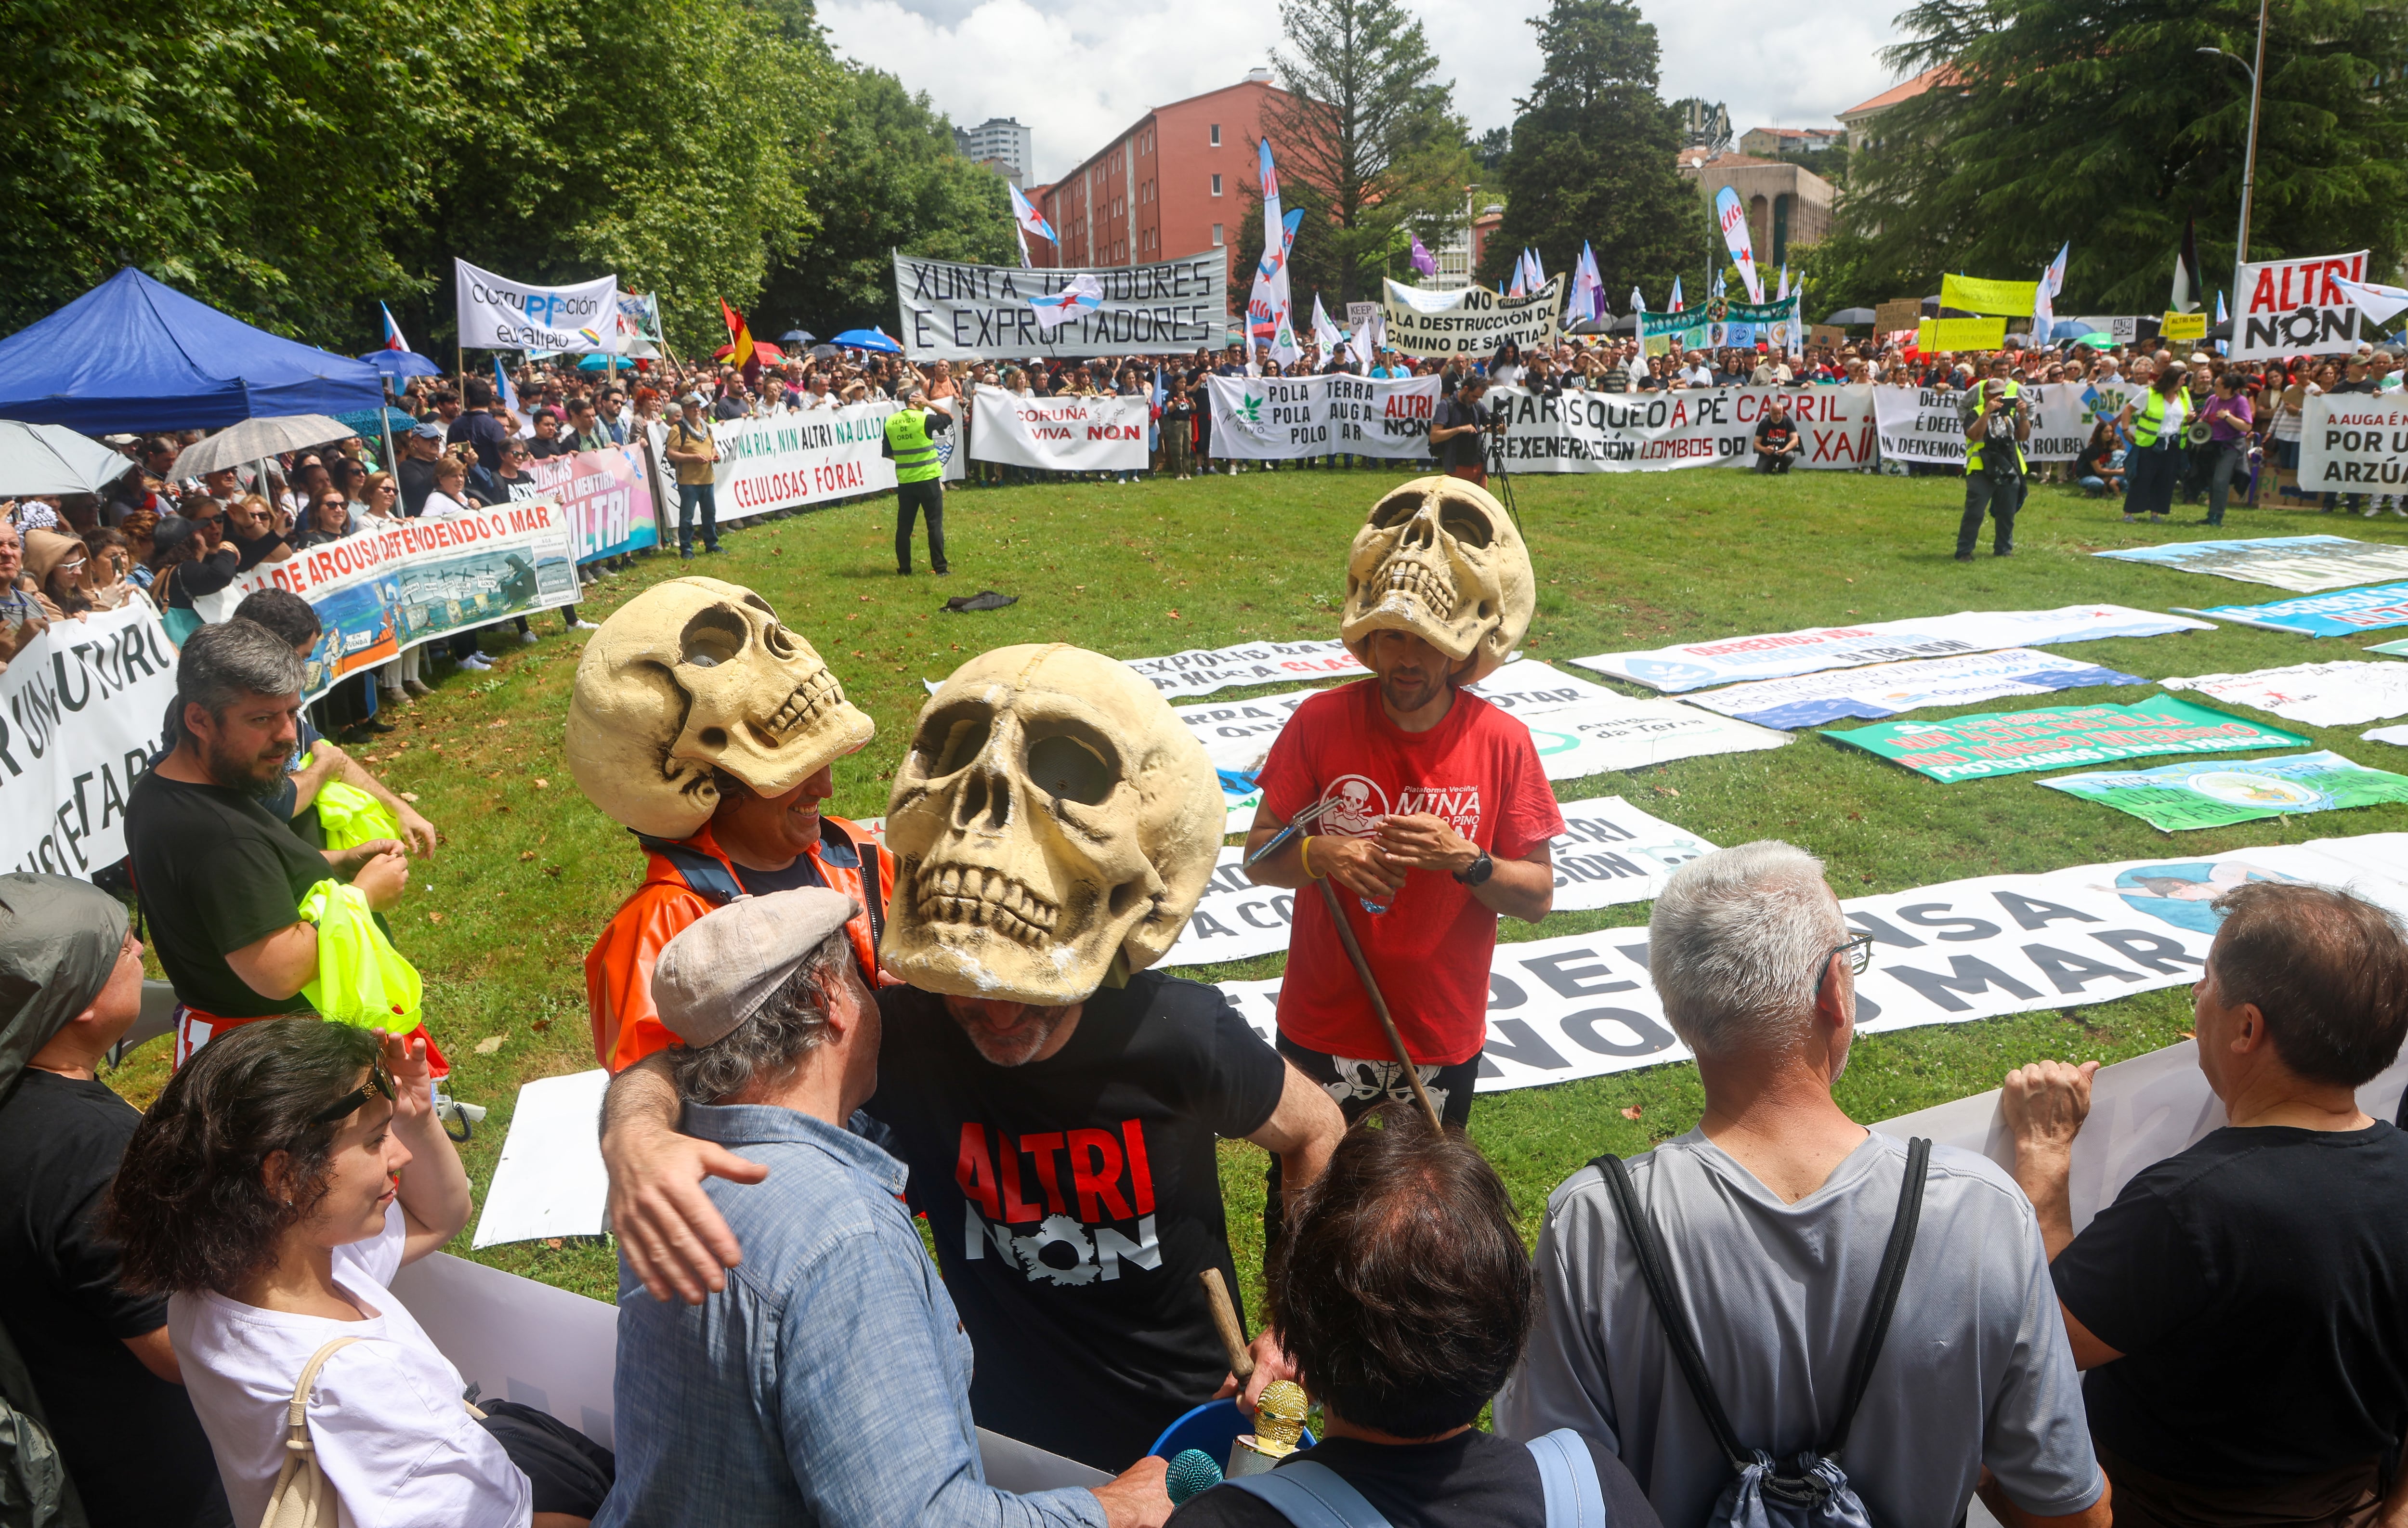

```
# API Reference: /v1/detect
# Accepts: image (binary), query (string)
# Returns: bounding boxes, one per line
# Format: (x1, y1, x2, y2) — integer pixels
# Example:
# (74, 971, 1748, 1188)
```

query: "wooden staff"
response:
(1314, 877, 1443, 1132)
(1199, 1268, 1254, 1380)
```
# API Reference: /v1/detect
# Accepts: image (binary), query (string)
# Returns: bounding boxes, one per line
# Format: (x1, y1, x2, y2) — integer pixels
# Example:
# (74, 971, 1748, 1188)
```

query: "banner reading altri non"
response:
(1486, 384, 1877, 472)
(453, 259, 620, 353)
(0, 603, 178, 878)
(2233, 251, 2372, 361)
(894, 253, 1226, 360)
(194, 503, 581, 701)
(1382, 277, 1564, 356)
(1204, 373, 1439, 460)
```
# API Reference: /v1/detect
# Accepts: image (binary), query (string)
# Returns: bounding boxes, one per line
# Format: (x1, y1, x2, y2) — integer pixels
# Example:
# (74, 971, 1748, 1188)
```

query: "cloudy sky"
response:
(820, 0, 1913, 183)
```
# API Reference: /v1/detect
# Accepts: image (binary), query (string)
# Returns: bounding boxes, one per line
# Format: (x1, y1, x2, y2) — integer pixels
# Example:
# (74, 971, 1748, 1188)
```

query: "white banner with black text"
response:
(895, 253, 1227, 361)
(0, 603, 180, 877)
(1204, 373, 1440, 460)
(1486, 384, 1878, 473)
(969, 385, 1150, 471)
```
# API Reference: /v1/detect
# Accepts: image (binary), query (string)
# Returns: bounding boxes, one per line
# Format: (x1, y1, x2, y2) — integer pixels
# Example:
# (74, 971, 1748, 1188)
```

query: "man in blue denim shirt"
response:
(592, 888, 1170, 1528)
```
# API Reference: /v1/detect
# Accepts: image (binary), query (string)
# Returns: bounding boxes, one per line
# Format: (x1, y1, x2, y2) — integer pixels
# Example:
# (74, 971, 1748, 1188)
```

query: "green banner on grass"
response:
(1824, 695, 2308, 782)
(2040, 750, 2408, 830)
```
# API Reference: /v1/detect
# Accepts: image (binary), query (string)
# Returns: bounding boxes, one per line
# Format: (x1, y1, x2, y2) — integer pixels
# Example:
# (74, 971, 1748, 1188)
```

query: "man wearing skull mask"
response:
(598, 643, 1347, 1475)
(568, 578, 897, 1073)
(1244, 476, 1559, 1235)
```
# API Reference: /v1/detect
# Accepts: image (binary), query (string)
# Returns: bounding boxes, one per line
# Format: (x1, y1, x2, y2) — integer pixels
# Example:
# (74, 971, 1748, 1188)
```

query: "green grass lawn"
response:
(116, 462, 2408, 1313)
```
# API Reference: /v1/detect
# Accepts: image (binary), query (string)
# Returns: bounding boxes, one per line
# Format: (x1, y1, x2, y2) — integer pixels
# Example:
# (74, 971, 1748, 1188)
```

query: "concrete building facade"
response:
(1675, 148, 1836, 270)
(953, 117, 1033, 186)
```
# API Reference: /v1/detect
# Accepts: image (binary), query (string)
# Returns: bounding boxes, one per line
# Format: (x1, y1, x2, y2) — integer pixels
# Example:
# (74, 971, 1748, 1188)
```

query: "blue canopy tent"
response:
(0, 267, 388, 433)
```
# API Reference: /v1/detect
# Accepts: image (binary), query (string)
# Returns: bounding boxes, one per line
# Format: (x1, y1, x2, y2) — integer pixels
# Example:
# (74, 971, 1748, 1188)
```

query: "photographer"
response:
(1956, 355, 2030, 560)
(1430, 375, 1495, 488)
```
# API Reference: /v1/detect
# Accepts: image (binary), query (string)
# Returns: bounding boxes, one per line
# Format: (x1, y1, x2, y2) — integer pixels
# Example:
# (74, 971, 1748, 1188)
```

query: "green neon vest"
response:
(2131, 387, 2177, 449)
(1966, 379, 2023, 475)
(886, 408, 942, 483)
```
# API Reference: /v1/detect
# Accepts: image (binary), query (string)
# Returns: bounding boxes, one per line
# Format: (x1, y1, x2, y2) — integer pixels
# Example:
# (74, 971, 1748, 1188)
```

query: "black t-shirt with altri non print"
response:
(1754, 414, 1798, 453)
(2052, 1121, 2408, 1488)
(864, 971, 1285, 1472)
(1167, 1430, 1661, 1528)
(126, 771, 331, 1017)
(0, 1071, 231, 1528)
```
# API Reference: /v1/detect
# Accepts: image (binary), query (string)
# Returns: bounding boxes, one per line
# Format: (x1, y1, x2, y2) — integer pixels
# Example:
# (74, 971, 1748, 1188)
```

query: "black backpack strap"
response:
(1820, 1135, 1930, 1459)
(634, 833, 746, 907)
(1590, 1152, 1753, 1476)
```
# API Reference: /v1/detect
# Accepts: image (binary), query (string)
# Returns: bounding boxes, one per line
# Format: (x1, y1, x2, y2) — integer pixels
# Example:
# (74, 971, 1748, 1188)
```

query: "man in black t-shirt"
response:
(446, 377, 510, 472)
(394, 422, 445, 516)
(0, 874, 231, 1528)
(124, 620, 408, 1064)
(2004, 880, 2408, 1524)
(1429, 375, 1492, 486)
(1753, 402, 1801, 473)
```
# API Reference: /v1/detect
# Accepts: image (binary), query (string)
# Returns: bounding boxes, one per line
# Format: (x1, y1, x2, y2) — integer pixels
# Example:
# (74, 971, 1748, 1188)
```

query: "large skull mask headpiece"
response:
(1339, 475, 1533, 685)
(566, 577, 874, 838)
(881, 644, 1221, 1004)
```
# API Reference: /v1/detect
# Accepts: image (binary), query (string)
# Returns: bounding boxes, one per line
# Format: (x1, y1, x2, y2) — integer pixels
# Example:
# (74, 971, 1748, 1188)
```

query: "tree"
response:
(753, 67, 1018, 340)
(1470, 125, 1513, 174)
(1850, 0, 2408, 312)
(1265, 0, 1472, 303)
(1477, 0, 1711, 303)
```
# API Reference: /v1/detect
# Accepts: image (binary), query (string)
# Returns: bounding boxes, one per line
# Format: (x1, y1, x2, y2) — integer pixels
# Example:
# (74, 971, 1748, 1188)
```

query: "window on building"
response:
(1211, 173, 1223, 196)
(1210, 124, 1221, 146)
(1213, 223, 1224, 246)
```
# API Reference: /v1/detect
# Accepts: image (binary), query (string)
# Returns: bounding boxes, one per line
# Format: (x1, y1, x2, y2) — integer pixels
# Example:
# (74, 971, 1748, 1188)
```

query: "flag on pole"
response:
(1032, 273, 1104, 331)
(1247, 140, 1302, 363)
(1311, 294, 1346, 352)
(2334, 275, 2408, 329)
(1670, 276, 1685, 312)
(1528, 248, 1546, 286)
(720, 299, 756, 369)
(1508, 251, 1529, 299)
(1409, 234, 1438, 277)
(1569, 243, 1603, 324)
(1630, 286, 1646, 317)
(2034, 241, 2069, 335)
(1009, 183, 1058, 245)
(1775, 265, 1791, 302)
(2214, 289, 2231, 355)
(379, 303, 411, 353)
(2170, 218, 2200, 313)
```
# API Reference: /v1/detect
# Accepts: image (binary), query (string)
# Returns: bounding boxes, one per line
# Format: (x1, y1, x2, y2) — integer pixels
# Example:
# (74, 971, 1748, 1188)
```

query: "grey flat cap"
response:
(651, 888, 857, 1048)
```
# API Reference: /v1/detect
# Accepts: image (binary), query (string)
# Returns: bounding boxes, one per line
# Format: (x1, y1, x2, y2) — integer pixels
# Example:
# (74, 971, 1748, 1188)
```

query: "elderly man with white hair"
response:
(1496, 841, 2109, 1528)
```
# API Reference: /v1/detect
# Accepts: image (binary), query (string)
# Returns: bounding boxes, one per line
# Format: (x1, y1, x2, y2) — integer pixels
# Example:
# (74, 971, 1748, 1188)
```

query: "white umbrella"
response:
(168, 414, 358, 478)
(0, 421, 136, 496)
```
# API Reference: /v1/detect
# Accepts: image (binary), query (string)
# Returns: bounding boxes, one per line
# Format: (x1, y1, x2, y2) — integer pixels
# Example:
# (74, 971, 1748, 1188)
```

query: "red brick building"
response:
(1029, 70, 1295, 298)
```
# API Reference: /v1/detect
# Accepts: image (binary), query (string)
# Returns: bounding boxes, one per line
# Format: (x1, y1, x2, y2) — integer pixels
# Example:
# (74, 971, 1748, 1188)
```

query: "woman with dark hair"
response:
(291, 491, 357, 549)
(109, 1020, 609, 1527)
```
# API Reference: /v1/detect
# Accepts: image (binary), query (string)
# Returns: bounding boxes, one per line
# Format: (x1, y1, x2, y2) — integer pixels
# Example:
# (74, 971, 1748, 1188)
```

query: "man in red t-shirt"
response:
(1244, 625, 1562, 1238)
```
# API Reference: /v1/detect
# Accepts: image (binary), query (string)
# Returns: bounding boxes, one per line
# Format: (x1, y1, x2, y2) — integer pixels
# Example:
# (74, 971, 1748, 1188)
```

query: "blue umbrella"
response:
(358, 348, 444, 379)
(576, 352, 639, 371)
(833, 327, 902, 354)
(2047, 318, 2101, 342)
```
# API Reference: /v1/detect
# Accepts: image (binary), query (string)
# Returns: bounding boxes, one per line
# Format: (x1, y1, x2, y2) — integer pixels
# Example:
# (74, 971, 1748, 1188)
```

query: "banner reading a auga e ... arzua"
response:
(893, 253, 1226, 360)
(2299, 392, 2408, 495)
(1, 604, 180, 878)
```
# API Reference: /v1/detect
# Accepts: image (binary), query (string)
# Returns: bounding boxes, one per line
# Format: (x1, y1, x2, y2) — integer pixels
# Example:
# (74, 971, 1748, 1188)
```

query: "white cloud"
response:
(821, 0, 1913, 183)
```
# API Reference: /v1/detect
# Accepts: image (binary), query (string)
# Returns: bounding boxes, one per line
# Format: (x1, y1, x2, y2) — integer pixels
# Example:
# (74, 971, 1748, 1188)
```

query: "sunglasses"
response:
(1815, 931, 1876, 1000)
(313, 1064, 396, 1123)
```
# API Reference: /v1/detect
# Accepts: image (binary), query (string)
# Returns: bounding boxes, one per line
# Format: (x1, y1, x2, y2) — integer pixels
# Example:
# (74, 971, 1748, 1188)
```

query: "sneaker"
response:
(460, 653, 493, 671)
(2121, 514, 2139, 523)
(518, 631, 540, 645)
(2394, 506, 2408, 519)
(1954, 551, 1974, 562)
(2367, 508, 2382, 518)
(2149, 514, 2168, 522)
(681, 548, 695, 560)
(569, 619, 600, 631)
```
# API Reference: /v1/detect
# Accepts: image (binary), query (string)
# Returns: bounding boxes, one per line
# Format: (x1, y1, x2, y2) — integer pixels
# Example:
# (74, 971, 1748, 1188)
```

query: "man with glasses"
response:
(1499, 841, 2107, 1528)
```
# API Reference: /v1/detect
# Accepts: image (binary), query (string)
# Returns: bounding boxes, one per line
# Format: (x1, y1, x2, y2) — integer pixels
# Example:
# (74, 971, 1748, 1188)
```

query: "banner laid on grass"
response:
(1125, 638, 1367, 698)
(1381, 276, 1564, 356)
(1573, 606, 2211, 692)
(1165, 794, 1715, 966)
(2094, 535, 2408, 594)
(2182, 581, 2408, 637)
(1684, 648, 2146, 729)
(195, 503, 580, 700)
(2042, 751, 2408, 830)
(1172, 660, 1616, 772)
(1522, 692, 1791, 779)
(1209, 835, 2408, 1092)
(969, 384, 1149, 472)
(894, 252, 1226, 360)
(516, 443, 658, 562)
(1824, 696, 2309, 782)
(1486, 384, 1878, 473)
(2160, 662, 2408, 728)
(1204, 373, 1440, 459)
(0, 603, 178, 877)
(2297, 392, 2408, 494)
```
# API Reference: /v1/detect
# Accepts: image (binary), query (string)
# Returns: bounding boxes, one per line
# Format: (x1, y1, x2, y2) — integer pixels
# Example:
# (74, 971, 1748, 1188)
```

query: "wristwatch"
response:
(1453, 850, 1494, 887)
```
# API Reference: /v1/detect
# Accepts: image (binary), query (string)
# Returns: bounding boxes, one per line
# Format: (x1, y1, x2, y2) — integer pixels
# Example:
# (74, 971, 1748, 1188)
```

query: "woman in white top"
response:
(109, 1020, 608, 1527)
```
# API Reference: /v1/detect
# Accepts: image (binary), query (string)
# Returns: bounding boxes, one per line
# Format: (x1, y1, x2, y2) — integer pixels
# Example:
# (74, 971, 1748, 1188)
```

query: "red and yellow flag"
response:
(720, 298, 756, 369)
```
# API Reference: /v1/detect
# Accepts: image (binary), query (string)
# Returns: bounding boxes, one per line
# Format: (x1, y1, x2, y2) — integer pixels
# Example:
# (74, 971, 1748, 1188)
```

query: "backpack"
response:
(1220, 1428, 1609, 1528)
(1594, 1137, 1930, 1528)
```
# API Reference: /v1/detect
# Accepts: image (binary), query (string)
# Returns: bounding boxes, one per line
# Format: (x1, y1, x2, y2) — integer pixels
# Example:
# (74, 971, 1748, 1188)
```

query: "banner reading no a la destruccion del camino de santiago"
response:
(892, 252, 1227, 360)
(1381, 276, 1564, 356)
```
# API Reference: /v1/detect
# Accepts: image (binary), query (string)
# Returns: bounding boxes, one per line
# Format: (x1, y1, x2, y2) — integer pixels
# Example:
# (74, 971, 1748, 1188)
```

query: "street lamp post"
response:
(2201, 0, 2270, 329)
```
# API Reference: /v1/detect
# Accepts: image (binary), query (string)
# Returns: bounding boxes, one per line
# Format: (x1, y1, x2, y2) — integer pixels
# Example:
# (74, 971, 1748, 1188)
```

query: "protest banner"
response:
(0, 603, 178, 877)
(194, 503, 580, 700)
(1125, 638, 1366, 698)
(2161, 311, 2210, 343)
(2095, 534, 2408, 593)
(2370, 723, 2408, 745)
(2297, 392, 2408, 495)
(1574, 605, 2210, 692)
(1382, 276, 1564, 356)
(2376, 638, 2408, 657)
(2024, 382, 2092, 463)
(1915, 317, 2007, 352)
(1164, 793, 1717, 966)
(1208, 834, 2408, 1091)
(2080, 376, 2143, 428)
(1721, 297, 1803, 351)
(969, 384, 1148, 472)
(2160, 662, 2408, 728)
(1939, 275, 2041, 316)
(1204, 372, 1439, 460)
(1872, 299, 1923, 336)
(453, 259, 619, 353)
(1522, 692, 1792, 779)
(892, 252, 1226, 360)
(2044, 751, 2408, 830)
(2233, 250, 2372, 361)
(708, 402, 899, 525)
(1639, 310, 1711, 355)
(1685, 648, 2145, 730)
(1826, 696, 2308, 783)
(1871, 385, 1967, 465)
(1173, 659, 1613, 773)
(1809, 324, 1847, 349)
(1486, 384, 1878, 473)
(516, 443, 659, 562)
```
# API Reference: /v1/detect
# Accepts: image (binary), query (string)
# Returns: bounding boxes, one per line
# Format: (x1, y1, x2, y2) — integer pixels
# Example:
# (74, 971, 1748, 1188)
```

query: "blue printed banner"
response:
(2185, 581, 2408, 638)
(1685, 648, 2144, 729)
(2094, 535, 2408, 593)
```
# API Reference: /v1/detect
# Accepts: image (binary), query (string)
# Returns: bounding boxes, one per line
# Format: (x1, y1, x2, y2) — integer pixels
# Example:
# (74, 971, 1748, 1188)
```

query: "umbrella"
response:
(779, 330, 815, 345)
(1821, 308, 1877, 327)
(833, 328, 902, 354)
(715, 341, 786, 365)
(576, 352, 647, 371)
(2048, 319, 2101, 342)
(2072, 331, 2118, 350)
(358, 348, 444, 379)
(168, 414, 357, 477)
(0, 421, 137, 496)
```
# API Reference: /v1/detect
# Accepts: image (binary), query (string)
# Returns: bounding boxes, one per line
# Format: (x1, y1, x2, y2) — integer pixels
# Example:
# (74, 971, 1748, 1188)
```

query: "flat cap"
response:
(651, 888, 857, 1049)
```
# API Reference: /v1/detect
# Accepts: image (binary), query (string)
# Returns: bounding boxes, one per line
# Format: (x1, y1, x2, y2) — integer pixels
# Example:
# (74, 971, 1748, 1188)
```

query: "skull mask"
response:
(881, 644, 1221, 1004)
(1339, 475, 1532, 685)
(566, 577, 874, 838)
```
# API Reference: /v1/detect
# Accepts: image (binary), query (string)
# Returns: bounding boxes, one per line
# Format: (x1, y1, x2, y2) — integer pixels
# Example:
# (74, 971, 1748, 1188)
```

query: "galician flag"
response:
(1247, 140, 1301, 363)
(1009, 183, 1057, 244)
(1032, 273, 1104, 331)
(1670, 276, 1685, 312)
(1311, 294, 1346, 351)
(1569, 243, 1604, 324)
(380, 302, 410, 353)
(2035, 241, 2069, 334)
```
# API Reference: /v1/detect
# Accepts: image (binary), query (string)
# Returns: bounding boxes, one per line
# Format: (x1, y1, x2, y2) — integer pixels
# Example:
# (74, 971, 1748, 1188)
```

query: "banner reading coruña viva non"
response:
(2233, 250, 2371, 361)
(2298, 391, 2408, 494)
(195, 503, 581, 701)
(894, 252, 1227, 360)
(454, 259, 621, 353)
(1, 602, 179, 878)
(1485, 384, 1877, 472)
(1382, 276, 1564, 356)
(1205, 372, 1440, 460)
(968, 384, 1150, 472)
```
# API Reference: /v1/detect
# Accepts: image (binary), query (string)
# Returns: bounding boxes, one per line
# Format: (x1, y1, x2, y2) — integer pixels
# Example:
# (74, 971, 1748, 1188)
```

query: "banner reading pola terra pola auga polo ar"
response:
(1382, 277, 1564, 356)
(893, 253, 1226, 361)
(1205, 372, 1439, 460)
